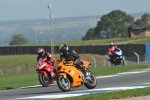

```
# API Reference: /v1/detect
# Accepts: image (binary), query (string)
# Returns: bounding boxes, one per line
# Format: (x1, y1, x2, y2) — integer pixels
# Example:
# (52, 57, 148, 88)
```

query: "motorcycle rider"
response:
(59, 44, 88, 77)
(37, 47, 55, 78)
(107, 42, 121, 63)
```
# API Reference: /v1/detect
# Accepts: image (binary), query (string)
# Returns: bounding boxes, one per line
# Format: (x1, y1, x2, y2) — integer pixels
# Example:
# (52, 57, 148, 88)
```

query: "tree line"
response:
(82, 10, 150, 40)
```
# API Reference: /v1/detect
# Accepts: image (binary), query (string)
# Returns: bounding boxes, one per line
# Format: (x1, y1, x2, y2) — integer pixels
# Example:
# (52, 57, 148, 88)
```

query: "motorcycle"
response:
(35, 58, 55, 87)
(107, 49, 125, 66)
(55, 59, 97, 92)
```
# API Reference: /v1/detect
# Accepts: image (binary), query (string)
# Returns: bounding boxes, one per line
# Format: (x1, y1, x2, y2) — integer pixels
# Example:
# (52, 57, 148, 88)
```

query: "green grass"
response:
(0, 55, 37, 67)
(55, 87, 150, 100)
(23, 37, 150, 46)
(0, 72, 39, 90)
(44, 38, 137, 46)
(0, 54, 60, 67)
(89, 64, 149, 76)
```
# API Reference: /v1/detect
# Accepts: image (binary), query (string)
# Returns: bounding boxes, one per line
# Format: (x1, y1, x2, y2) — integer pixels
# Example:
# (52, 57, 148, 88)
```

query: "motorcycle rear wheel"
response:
(56, 75, 71, 92)
(38, 72, 50, 87)
(84, 72, 97, 89)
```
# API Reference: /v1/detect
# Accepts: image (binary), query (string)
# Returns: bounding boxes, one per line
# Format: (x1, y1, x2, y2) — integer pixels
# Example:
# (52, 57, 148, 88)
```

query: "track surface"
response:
(1, 69, 150, 100)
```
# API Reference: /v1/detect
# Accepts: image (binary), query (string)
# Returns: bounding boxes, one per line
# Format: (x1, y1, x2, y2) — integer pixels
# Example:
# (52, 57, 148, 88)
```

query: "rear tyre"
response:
(38, 72, 50, 87)
(56, 75, 71, 92)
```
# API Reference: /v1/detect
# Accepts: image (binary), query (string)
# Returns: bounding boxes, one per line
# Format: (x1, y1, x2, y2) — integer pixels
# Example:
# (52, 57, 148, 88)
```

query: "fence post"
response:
(14, 64, 18, 74)
(105, 54, 110, 66)
(134, 52, 139, 64)
(91, 56, 96, 67)
(4, 65, 7, 75)
(104, 58, 105, 66)
(25, 64, 29, 73)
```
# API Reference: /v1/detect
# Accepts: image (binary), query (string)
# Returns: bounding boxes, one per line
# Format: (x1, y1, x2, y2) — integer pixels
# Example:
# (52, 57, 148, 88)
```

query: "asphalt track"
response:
(1, 69, 150, 100)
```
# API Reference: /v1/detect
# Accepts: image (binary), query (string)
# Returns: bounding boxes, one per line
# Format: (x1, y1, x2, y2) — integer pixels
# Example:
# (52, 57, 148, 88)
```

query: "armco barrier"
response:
(0, 44, 146, 56)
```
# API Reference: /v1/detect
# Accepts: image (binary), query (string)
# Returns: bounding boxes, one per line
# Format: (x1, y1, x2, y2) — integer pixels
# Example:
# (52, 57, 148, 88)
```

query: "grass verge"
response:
(55, 87, 150, 100)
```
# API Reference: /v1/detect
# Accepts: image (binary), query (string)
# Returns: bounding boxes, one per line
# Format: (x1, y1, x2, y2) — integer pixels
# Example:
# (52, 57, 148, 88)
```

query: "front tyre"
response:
(84, 72, 97, 89)
(56, 75, 71, 92)
(38, 72, 50, 87)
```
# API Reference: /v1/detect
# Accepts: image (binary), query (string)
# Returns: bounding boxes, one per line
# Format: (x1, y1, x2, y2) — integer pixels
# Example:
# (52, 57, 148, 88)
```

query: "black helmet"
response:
(59, 44, 69, 53)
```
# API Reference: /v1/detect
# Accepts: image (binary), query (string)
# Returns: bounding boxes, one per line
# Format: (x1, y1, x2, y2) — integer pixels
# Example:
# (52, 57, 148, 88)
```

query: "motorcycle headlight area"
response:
(36, 63, 46, 69)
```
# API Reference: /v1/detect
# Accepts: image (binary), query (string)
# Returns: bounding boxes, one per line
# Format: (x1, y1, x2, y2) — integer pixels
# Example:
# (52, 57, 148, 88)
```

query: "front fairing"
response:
(35, 59, 52, 72)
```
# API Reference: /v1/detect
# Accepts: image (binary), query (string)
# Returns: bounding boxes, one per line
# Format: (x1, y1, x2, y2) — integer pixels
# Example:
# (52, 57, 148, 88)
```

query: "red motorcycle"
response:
(35, 58, 55, 87)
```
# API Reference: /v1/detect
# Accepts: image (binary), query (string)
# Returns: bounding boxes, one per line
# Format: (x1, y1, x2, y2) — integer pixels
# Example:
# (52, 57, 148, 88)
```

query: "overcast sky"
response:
(0, 0, 150, 21)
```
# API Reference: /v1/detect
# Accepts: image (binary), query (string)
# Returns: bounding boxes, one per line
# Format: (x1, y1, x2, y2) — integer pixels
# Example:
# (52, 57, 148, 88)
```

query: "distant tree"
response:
(82, 28, 95, 40)
(83, 10, 134, 40)
(96, 10, 134, 38)
(9, 34, 28, 45)
(134, 13, 150, 25)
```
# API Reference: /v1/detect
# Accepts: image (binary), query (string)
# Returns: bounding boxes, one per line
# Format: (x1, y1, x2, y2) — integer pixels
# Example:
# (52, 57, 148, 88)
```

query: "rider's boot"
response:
(51, 71, 55, 78)
(80, 65, 88, 77)
(50, 71, 56, 84)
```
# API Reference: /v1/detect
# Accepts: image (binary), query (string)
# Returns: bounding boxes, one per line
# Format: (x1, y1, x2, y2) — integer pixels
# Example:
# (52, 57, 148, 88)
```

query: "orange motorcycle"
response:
(55, 59, 97, 92)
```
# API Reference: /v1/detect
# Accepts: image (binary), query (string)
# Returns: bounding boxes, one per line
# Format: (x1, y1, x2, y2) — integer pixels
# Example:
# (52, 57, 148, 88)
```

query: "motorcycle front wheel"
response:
(38, 72, 50, 87)
(56, 75, 71, 92)
(120, 59, 125, 65)
(84, 72, 97, 89)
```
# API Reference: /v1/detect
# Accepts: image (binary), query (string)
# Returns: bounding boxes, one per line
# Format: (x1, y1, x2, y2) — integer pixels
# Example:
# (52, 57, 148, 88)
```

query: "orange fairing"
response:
(82, 60, 91, 68)
(56, 59, 83, 87)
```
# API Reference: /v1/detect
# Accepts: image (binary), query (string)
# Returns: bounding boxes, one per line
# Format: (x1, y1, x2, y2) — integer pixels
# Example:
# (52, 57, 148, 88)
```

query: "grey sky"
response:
(0, 0, 150, 21)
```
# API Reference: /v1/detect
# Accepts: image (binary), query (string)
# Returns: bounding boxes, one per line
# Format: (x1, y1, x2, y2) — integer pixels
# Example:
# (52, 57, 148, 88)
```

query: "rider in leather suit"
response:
(37, 47, 55, 78)
(59, 44, 87, 77)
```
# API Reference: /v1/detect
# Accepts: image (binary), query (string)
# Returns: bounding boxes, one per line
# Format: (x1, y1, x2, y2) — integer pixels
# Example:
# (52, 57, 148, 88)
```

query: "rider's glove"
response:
(74, 59, 80, 64)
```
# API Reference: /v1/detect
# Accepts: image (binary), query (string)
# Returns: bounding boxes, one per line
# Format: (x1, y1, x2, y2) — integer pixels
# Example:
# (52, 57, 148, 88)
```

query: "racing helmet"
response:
(37, 48, 45, 57)
(109, 42, 114, 48)
(59, 44, 69, 54)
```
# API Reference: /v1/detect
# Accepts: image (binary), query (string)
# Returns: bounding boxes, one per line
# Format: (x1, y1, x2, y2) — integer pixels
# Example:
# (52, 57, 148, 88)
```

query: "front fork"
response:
(38, 71, 48, 78)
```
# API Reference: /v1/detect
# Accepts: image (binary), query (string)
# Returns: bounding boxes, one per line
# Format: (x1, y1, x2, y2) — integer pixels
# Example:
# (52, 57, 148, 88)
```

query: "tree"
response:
(83, 10, 134, 40)
(134, 13, 150, 25)
(9, 34, 28, 45)
(82, 28, 95, 40)
(96, 10, 134, 38)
